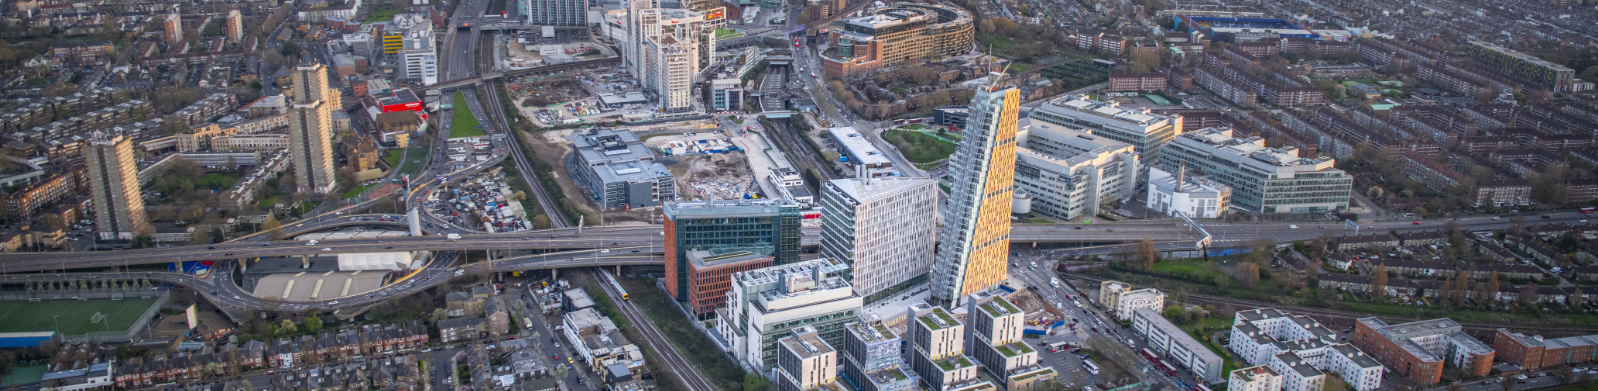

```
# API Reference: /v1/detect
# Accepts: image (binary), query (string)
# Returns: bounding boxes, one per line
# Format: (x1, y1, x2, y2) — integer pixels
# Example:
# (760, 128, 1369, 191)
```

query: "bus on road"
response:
(1082, 360, 1100, 375)
(1159, 361, 1178, 376)
(1140, 349, 1159, 362)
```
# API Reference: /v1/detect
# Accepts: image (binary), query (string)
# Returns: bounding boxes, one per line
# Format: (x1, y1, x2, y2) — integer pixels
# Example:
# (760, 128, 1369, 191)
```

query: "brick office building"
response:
(685, 250, 774, 318)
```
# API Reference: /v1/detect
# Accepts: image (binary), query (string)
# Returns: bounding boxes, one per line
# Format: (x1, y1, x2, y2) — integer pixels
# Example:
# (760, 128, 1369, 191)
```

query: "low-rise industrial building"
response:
(568, 128, 675, 209)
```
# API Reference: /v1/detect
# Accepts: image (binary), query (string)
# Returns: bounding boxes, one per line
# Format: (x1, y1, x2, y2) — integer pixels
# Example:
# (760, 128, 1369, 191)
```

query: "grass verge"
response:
(619, 276, 745, 391)
(343, 183, 376, 199)
(450, 92, 488, 138)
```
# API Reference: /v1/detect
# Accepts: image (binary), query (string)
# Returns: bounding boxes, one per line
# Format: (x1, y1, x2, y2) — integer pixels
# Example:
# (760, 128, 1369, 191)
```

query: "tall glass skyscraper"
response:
(930, 80, 1020, 306)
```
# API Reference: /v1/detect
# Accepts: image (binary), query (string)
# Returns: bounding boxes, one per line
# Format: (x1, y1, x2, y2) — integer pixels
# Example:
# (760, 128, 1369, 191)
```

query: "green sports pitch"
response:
(0, 299, 159, 335)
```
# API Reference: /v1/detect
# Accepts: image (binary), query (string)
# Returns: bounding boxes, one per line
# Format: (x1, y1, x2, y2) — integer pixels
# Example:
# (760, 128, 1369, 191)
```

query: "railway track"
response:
(1063, 272, 1598, 336)
(477, 36, 570, 228)
(589, 268, 717, 391)
(759, 71, 837, 182)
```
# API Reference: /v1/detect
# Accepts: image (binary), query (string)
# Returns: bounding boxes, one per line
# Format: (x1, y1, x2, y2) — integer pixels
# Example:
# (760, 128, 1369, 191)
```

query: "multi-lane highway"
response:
(7, 211, 1590, 273)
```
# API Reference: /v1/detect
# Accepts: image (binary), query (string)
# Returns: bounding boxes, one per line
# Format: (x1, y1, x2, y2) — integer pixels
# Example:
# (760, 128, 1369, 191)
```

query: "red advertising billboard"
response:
(705, 6, 725, 20)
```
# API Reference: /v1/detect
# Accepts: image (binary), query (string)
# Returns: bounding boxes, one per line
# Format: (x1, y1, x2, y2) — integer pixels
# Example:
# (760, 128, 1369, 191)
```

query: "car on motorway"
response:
(1412, 221, 1421, 225)
(329, 300, 339, 305)
(262, 243, 271, 246)
(322, 247, 332, 251)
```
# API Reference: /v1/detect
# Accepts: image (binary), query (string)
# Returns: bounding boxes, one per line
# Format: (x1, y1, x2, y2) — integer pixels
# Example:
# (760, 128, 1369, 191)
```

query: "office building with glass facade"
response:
(663, 199, 802, 302)
(1158, 127, 1351, 213)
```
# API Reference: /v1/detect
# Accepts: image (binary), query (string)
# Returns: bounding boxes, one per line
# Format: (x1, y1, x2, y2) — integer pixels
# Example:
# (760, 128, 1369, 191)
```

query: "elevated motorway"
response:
(5, 212, 1591, 273)
(0, 248, 662, 314)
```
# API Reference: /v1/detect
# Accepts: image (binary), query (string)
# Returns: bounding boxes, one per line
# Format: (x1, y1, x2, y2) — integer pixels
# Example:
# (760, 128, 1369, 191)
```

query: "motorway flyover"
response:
(0, 248, 664, 314)
(4, 212, 1587, 273)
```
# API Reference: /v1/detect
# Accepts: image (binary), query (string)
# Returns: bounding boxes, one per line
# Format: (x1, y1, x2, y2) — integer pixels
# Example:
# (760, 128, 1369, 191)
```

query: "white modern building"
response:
(1230, 365, 1283, 391)
(1271, 352, 1326, 391)
(1097, 281, 1166, 321)
(628, 7, 716, 113)
(1130, 309, 1225, 382)
(1013, 118, 1138, 221)
(1159, 128, 1351, 214)
(1230, 308, 1385, 391)
(1146, 166, 1232, 218)
(1028, 95, 1180, 176)
(399, 28, 439, 85)
(819, 177, 938, 303)
(776, 326, 844, 391)
(717, 259, 861, 376)
(709, 77, 744, 112)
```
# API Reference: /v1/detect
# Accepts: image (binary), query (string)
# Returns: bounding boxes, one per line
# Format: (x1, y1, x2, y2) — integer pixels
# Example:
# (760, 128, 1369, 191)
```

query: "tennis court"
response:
(0, 299, 159, 335)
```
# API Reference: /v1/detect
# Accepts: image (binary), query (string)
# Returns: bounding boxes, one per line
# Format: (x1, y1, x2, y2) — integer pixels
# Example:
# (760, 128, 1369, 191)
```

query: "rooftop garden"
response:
(935, 355, 975, 371)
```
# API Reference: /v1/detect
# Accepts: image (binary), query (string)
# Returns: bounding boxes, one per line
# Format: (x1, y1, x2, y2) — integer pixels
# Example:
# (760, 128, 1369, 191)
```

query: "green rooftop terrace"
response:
(935, 355, 975, 371)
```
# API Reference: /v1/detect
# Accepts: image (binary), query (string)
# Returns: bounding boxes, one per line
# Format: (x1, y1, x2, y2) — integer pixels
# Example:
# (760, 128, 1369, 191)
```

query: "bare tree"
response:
(1137, 238, 1157, 271)
(1371, 264, 1389, 301)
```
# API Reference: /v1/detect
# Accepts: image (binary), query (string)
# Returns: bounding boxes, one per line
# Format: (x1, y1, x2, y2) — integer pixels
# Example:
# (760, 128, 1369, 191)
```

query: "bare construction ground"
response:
(666, 153, 757, 201)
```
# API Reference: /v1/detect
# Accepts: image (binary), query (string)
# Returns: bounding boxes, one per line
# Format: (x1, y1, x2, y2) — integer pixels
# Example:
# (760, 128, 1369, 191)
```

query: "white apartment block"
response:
(1231, 308, 1384, 391)
(1130, 309, 1225, 382)
(1270, 352, 1325, 391)
(777, 326, 842, 391)
(964, 290, 1057, 391)
(906, 303, 988, 391)
(1230, 365, 1283, 391)
(211, 134, 291, 151)
(1146, 166, 1232, 219)
(819, 177, 938, 303)
(1028, 95, 1180, 176)
(1013, 118, 1138, 221)
(1098, 281, 1166, 321)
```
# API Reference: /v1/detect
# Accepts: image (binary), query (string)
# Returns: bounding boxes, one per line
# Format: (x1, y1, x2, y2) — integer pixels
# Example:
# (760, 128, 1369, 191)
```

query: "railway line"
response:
(476, 34, 570, 228)
(759, 70, 837, 182)
(1063, 273, 1598, 336)
(589, 268, 717, 391)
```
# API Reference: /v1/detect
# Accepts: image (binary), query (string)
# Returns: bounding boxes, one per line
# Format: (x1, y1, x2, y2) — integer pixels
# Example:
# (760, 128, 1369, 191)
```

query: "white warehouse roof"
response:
(338, 252, 416, 271)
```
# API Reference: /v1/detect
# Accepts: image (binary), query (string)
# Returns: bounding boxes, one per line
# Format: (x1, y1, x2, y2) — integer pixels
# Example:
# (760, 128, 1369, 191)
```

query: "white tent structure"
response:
(337, 252, 417, 271)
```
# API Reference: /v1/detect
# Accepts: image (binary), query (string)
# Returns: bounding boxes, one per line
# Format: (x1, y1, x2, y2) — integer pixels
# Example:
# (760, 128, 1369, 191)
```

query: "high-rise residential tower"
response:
(526, 0, 590, 26)
(85, 133, 151, 240)
(289, 63, 338, 193)
(164, 13, 184, 48)
(225, 10, 244, 42)
(930, 79, 1019, 305)
(819, 177, 938, 303)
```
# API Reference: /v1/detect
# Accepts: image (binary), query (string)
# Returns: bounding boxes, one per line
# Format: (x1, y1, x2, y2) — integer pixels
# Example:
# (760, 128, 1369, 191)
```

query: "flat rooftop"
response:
(253, 270, 389, 301)
(826, 127, 891, 166)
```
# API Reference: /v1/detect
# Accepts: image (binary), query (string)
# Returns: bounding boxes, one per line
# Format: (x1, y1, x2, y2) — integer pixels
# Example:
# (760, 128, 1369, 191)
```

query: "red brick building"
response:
(1493, 329, 1598, 370)
(1352, 317, 1494, 384)
(686, 250, 773, 317)
(1108, 73, 1166, 92)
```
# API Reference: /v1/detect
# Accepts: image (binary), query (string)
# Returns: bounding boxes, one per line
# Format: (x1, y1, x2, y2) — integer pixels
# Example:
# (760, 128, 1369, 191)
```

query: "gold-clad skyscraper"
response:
(930, 77, 1020, 306)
